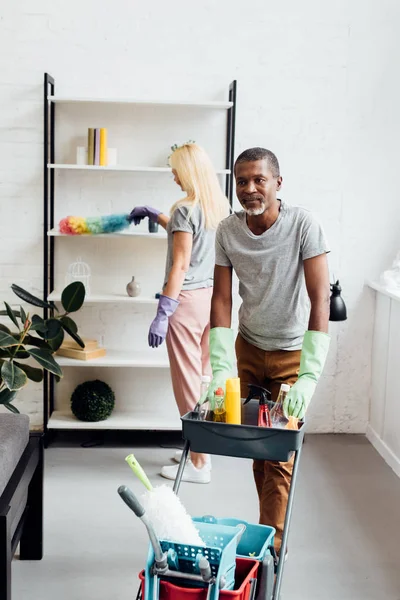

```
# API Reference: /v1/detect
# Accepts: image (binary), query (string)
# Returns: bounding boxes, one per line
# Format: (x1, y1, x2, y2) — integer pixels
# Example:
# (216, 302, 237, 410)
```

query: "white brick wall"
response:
(1, 0, 400, 432)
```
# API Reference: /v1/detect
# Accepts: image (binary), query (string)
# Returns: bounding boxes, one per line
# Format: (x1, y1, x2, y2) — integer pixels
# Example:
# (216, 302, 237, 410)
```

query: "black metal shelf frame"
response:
(42, 73, 237, 434)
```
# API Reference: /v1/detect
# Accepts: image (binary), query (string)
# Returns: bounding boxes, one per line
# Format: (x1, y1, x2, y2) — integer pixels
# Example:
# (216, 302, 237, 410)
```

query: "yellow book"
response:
(62, 338, 98, 351)
(100, 128, 108, 166)
(56, 347, 106, 361)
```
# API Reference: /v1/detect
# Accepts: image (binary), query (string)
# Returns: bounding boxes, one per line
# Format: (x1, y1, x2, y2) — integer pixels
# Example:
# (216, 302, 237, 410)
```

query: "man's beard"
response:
(243, 201, 266, 216)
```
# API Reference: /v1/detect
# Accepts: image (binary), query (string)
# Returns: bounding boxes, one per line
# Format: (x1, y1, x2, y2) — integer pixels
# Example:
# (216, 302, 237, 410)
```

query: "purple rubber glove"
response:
(128, 206, 161, 225)
(148, 295, 179, 348)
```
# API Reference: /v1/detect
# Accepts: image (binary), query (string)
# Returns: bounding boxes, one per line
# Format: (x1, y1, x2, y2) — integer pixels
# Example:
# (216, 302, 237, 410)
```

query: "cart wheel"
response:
(256, 553, 274, 600)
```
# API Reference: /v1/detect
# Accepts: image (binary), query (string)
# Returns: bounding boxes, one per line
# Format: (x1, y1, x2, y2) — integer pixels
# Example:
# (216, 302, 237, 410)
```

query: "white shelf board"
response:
(47, 227, 167, 239)
(367, 280, 400, 303)
(56, 350, 170, 368)
(48, 410, 181, 430)
(48, 95, 233, 109)
(48, 292, 158, 304)
(48, 163, 230, 174)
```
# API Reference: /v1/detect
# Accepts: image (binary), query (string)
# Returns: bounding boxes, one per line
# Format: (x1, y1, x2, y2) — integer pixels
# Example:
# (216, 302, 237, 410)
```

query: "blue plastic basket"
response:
(193, 516, 275, 561)
(143, 520, 244, 600)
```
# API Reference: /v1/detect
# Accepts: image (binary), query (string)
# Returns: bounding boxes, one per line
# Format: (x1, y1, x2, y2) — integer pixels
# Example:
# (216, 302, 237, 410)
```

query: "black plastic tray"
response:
(181, 412, 305, 462)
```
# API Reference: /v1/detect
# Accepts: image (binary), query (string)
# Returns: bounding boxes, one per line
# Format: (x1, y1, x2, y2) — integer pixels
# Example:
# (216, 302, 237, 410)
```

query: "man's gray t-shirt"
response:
(164, 204, 215, 290)
(215, 201, 329, 351)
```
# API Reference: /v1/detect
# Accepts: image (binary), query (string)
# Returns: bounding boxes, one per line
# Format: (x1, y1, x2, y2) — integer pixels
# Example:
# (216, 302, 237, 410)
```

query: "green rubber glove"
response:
(283, 330, 330, 420)
(203, 327, 235, 403)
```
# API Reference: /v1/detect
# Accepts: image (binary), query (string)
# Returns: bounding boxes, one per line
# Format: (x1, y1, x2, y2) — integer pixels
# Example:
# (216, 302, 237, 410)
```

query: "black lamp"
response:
(329, 280, 347, 322)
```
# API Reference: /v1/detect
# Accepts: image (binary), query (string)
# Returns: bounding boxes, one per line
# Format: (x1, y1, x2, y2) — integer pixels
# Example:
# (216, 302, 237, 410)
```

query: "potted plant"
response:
(0, 281, 86, 414)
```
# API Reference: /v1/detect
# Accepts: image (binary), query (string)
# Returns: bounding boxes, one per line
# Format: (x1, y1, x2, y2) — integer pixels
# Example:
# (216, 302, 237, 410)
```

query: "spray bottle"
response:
(270, 383, 290, 428)
(197, 375, 211, 420)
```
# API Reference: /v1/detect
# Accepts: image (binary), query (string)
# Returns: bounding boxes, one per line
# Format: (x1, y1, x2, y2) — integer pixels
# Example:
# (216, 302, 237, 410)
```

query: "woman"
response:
(129, 143, 230, 484)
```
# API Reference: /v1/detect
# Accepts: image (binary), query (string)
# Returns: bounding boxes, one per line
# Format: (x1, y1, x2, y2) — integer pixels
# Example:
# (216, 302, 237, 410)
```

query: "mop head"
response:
(141, 485, 205, 547)
(59, 214, 130, 235)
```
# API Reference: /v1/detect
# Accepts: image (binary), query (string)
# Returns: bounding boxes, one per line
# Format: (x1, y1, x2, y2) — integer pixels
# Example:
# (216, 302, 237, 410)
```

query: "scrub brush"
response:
(125, 454, 205, 547)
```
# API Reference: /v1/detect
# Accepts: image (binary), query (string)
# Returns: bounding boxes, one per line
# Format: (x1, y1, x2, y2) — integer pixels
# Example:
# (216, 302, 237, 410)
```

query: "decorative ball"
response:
(71, 379, 115, 422)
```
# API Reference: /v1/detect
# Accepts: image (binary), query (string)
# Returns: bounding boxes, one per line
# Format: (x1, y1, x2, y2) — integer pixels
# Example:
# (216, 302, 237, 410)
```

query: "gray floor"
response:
(12, 435, 400, 600)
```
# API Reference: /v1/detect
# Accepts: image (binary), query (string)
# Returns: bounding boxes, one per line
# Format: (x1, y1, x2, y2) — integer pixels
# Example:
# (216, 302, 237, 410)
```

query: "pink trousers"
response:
(166, 288, 213, 416)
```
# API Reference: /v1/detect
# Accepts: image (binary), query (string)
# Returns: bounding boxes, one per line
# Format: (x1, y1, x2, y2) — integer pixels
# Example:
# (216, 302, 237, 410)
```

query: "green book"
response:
(87, 128, 94, 165)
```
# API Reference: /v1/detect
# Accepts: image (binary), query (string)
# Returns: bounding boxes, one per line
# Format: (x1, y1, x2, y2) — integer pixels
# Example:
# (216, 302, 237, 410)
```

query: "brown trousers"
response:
(236, 334, 301, 553)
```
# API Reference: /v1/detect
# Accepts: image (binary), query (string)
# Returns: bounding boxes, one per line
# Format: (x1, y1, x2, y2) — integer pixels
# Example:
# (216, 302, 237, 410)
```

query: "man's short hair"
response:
(234, 147, 280, 178)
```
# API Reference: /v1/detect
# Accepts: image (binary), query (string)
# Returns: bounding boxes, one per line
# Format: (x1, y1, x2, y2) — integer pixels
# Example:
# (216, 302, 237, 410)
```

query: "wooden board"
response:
(62, 338, 98, 351)
(56, 347, 106, 361)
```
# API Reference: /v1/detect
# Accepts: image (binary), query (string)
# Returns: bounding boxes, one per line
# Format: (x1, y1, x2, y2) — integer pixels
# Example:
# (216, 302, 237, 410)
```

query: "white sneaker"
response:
(173, 450, 212, 469)
(173, 450, 186, 463)
(161, 460, 211, 484)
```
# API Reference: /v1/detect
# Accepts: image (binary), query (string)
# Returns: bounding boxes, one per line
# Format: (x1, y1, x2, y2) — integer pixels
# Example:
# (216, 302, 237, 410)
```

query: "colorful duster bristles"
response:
(59, 214, 131, 235)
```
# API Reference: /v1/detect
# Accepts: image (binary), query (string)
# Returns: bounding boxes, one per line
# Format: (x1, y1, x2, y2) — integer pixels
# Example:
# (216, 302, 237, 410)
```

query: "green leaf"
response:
(0, 310, 21, 318)
(47, 328, 64, 352)
(4, 302, 20, 330)
(11, 284, 55, 310)
(0, 323, 11, 334)
(4, 402, 20, 414)
(60, 316, 77, 334)
(0, 387, 17, 405)
(44, 318, 62, 340)
(61, 282, 85, 313)
(1, 361, 28, 390)
(30, 315, 47, 333)
(0, 330, 19, 347)
(20, 305, 27, 325)
(14, 349, 30, 359)
(24, 335, 51, 350)
(14, 361, 43, 383)
(0, 349, 12, 358)
(61, 318, 84, 348)
(28, 348, 63, 378)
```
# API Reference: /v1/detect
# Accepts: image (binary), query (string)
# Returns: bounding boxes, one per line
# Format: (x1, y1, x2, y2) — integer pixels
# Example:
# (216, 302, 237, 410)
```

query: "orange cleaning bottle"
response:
(212, 387, 226, 423)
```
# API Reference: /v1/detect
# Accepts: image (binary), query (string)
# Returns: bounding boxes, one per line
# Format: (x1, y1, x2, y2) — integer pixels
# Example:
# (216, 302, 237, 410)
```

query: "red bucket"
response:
(139, 558, 259, 600)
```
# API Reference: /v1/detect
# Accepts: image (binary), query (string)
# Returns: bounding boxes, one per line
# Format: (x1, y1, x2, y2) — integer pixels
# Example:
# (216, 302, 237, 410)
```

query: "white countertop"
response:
(367, 280, 400, 302)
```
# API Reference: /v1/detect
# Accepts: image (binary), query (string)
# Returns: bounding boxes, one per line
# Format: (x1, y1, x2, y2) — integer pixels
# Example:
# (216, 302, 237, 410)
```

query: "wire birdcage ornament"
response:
(65, 257, 91, 295)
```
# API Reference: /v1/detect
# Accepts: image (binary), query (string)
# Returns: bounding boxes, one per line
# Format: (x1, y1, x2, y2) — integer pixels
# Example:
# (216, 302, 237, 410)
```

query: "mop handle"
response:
(118, 485, 165, 565)
(125, 454, 153, 491)
(118, 484, 145, 517)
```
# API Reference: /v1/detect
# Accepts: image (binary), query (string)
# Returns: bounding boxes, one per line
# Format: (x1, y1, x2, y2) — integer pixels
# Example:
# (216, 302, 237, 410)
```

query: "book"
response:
(62, 338, 99, 351)
(56, 346, 107, 361)
(100, 128, 108, 166)
(87, 128, 94, 165)
(94, 128, 100, 166)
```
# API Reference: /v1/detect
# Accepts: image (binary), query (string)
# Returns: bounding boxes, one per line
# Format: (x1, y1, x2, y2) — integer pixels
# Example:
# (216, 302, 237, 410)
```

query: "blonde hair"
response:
(169, 143, 230, 229)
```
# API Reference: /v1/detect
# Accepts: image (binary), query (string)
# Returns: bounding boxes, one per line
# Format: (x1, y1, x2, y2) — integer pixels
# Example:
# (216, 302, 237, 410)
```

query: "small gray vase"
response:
(126, 277, 141, 297)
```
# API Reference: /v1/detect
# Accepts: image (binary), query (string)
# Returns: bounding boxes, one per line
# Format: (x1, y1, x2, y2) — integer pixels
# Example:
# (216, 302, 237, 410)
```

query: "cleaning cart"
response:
(122, 411, 305, 600)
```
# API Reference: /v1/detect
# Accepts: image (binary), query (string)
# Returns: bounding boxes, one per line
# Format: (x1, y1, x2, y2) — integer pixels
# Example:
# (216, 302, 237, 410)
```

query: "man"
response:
(208, 147, 330, 553)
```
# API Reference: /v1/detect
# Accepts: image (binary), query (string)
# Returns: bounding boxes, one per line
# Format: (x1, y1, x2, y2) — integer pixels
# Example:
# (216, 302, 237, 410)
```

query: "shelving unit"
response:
(47, 292, 158, 304)
(48, 95, 234, 109)
(56, 350, 169, 368)
(48, 164, 231, 174)
(43, 72, 237, 437)
(47, 411, 181, 431)
(47, 227, 167, 239)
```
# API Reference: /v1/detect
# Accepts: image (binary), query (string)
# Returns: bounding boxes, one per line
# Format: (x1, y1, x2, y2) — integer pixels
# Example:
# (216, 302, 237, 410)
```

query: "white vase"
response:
(126, 277, 141, 297)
